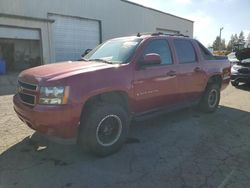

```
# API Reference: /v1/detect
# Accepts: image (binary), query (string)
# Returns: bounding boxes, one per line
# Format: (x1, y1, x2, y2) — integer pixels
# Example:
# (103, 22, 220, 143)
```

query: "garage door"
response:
(49, 15, 100, 62)
(0, 26, 42, 72)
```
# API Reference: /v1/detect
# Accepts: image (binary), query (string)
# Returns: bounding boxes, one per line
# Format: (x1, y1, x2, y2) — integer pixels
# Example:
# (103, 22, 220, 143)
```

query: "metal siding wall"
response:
(0, 0, 194, 63)
(0, 0, 193, 37)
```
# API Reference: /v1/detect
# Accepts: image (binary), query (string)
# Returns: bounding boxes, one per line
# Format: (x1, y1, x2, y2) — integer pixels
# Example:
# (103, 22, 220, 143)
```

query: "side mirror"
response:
(142, 53, 161, 66)
(81, 49, 92, 57)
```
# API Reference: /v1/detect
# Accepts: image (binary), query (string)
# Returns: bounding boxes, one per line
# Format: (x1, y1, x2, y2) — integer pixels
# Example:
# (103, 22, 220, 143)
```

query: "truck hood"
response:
(19, 60, 118, 82)
(236, 48, 250, 61)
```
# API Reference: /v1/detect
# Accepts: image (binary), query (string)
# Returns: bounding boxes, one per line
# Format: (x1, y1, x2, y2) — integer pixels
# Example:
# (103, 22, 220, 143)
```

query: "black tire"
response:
(78, 103, 129, 157)
(231, 81, 239, 87)
(200, 83, 220, 113)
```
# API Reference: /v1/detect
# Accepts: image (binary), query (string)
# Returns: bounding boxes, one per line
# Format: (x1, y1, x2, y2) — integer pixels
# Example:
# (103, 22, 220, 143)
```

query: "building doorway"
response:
(0, 39, 42, 72)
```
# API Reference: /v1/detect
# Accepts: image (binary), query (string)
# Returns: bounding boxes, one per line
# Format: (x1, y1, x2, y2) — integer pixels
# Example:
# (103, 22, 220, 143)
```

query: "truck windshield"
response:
(83, 38, 142, 64)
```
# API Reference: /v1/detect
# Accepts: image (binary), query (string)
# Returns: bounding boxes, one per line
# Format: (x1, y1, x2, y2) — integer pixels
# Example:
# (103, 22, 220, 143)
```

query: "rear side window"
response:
(197, 41, 214, 60)
(174, 39, 196, 64)
(142, 39, 173, 65)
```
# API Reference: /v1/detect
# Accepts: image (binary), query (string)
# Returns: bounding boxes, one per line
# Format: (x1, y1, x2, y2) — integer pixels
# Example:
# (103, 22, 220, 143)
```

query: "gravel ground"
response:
(0, 83, 250, 188)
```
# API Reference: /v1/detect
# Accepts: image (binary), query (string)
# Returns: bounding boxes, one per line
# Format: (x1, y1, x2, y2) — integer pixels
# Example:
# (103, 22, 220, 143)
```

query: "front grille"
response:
(19, 93, 36, 105)
(18, 80, 37, 91)
(238, 68, 250, 74)
(18, 80, 37, 105)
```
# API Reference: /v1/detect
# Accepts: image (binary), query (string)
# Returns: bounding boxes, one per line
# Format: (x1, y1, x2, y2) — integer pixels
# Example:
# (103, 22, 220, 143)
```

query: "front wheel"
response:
(78, 103, 129, 157)
(200, 84, 220, 113)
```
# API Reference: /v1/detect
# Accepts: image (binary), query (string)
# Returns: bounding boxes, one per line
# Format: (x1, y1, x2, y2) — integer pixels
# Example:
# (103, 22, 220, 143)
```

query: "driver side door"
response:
(132, 39, 180, 114)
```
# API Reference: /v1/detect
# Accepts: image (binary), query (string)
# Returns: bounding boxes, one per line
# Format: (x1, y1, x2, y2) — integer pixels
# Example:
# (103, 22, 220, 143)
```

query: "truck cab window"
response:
(174, 39, 197, 64)
(197, 41, 214, 60)
(142, 39, 173, 65)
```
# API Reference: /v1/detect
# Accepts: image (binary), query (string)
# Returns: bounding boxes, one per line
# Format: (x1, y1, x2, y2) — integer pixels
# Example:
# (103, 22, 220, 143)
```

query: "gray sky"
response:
(130, 0, 249, 47)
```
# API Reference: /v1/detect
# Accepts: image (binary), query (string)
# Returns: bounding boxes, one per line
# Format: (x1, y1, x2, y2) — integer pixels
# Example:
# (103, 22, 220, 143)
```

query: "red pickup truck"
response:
(13, 33, 230, 156)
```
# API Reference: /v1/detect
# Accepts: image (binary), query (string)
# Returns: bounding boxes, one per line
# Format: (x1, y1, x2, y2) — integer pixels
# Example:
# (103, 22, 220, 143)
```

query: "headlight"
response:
(39, 86, 69, 105)
(231, 65, 240, 72)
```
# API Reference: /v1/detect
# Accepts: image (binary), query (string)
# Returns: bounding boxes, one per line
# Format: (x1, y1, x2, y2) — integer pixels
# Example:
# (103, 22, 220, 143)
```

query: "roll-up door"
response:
(0, 26, 41, 72)
(50, 15, 100, 62)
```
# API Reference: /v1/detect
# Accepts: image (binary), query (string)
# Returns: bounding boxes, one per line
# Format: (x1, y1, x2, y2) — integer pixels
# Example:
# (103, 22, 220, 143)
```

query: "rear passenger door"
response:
(173, 39, 206, 102)
(133, 39, 180, 113)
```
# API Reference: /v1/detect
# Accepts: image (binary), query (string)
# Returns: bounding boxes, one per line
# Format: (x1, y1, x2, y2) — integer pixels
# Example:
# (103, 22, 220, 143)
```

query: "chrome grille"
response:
(18, 80, 37, 91)
(238, 68, 250, 74)
(19, 93, 36, 105)
(18, 80, 38, 106)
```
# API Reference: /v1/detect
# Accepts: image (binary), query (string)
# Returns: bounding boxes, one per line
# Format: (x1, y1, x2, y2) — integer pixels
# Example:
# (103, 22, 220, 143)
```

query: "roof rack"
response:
(136, 32, 158, 37)
(136, 32, 189, 38)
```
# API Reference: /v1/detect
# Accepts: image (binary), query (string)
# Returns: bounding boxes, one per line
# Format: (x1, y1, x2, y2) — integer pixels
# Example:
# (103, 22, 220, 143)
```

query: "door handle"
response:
(194, 67, 202, 72)
(166, 70, 176, 77)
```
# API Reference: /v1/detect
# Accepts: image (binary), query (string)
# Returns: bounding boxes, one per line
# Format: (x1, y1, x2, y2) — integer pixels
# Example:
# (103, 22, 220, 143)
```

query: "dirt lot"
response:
(0, 83, 250, 188)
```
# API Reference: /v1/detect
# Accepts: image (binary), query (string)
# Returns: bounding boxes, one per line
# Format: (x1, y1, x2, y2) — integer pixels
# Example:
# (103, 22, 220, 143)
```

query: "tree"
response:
(246, 33, 250, 48)
(221, 39, 226, 50)
(234, 34, 239, 42)
(227, 34, 237, 51)
(227, 31, 249, 51)
(213, 36, 220, 51)
(227, 35, 233, 51)
(239, 31, 245, 44)
(226, 33, 241, 51)
(213, 36, 226, 51)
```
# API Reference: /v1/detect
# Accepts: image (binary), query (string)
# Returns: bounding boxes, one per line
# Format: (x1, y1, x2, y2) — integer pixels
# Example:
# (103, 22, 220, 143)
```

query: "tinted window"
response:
(197, 41, 214, 60)
(174, 39, 196, 64)
(142, 39, 173, 65)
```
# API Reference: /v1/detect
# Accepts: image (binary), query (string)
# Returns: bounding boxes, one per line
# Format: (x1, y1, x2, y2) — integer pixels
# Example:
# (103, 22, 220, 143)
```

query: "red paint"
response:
(13, 35, 230, 139)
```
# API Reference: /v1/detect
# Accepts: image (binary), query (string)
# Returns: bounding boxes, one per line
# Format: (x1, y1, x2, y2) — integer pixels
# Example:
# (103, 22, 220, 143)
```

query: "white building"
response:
(0, 0, 193, 72)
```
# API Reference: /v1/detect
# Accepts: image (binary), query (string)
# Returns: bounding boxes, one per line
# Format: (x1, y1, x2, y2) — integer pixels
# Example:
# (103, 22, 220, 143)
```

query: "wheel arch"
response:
(207, 74, 223, 88)
(80, 90, 130, 121)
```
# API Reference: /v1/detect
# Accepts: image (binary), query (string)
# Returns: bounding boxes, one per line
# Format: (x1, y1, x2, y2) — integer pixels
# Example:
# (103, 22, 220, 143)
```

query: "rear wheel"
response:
(78, 103, 129, 157)
(200, 83, 220, 113)
(231, 81, 239, 87)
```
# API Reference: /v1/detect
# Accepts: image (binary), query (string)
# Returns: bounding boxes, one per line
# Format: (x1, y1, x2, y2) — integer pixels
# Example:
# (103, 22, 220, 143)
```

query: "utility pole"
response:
(219, 27, 224, 51)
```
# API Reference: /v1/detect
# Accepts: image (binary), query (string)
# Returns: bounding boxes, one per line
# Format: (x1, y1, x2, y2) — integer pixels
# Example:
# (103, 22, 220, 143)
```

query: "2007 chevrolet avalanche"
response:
(13, 33, 231, 156)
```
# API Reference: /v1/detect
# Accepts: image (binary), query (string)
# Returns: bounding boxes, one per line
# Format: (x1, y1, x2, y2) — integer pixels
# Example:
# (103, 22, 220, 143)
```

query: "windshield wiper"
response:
(88, 59, 114, 64)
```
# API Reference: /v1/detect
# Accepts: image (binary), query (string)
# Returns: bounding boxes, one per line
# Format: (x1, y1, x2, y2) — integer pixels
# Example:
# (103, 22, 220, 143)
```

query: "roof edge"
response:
(120, 0, 194, 23)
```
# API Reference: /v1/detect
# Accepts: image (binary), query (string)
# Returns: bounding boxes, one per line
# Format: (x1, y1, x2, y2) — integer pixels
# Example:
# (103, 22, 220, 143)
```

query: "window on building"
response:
(174, 39, 196, 64)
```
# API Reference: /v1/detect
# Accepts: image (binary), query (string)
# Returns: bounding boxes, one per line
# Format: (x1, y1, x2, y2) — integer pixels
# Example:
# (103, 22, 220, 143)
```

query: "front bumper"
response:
(231, 74, 250, 83)
(221, 76, 230, 90)
(13, 94, 82, 139)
